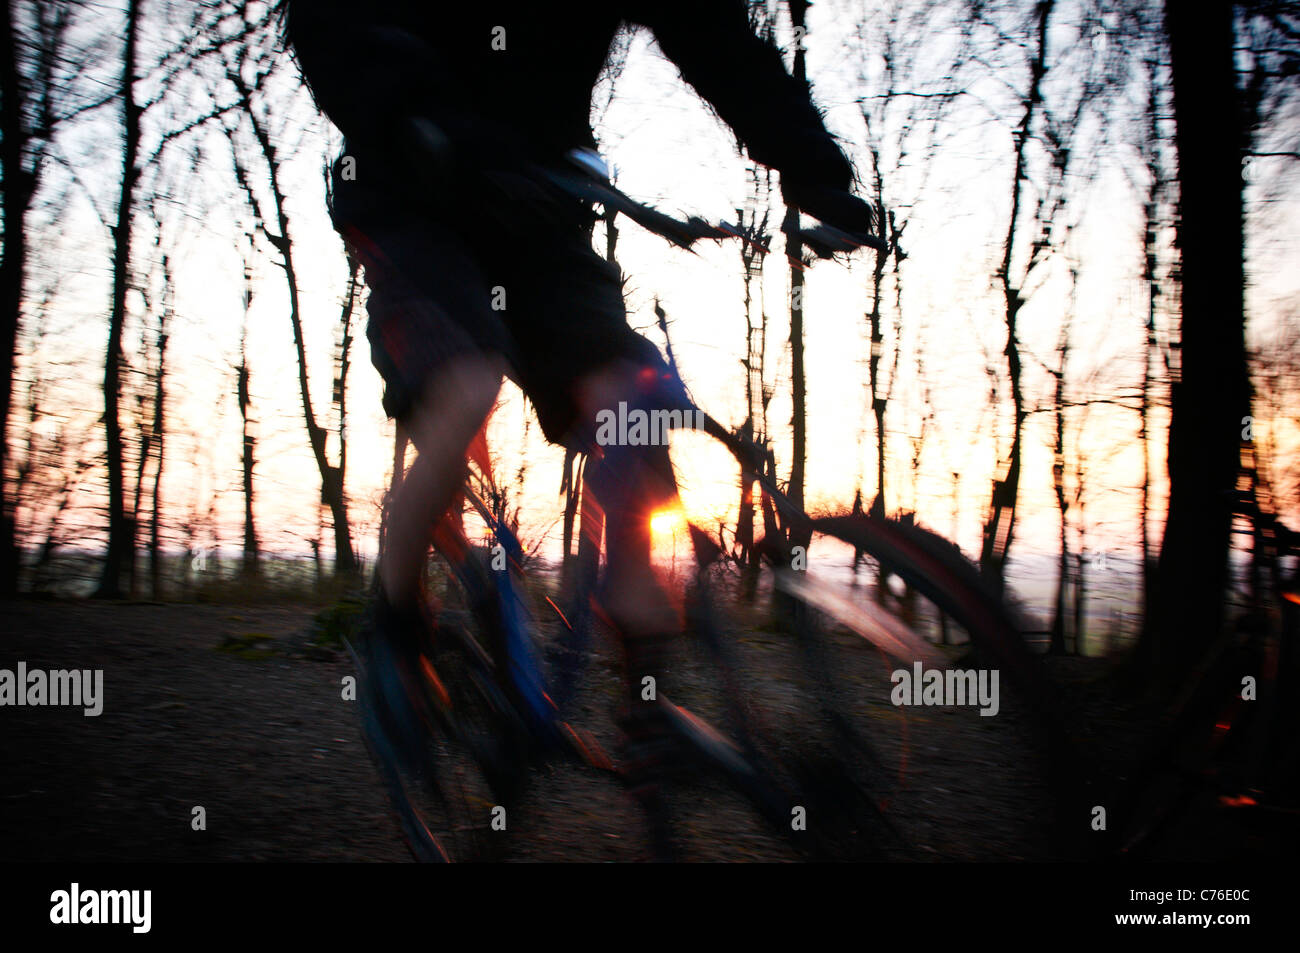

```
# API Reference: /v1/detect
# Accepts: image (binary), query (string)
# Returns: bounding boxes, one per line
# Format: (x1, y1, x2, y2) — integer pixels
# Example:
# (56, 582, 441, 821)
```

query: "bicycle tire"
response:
(805, 513, 1087, 857)
(357, 543, 542, 863)
(669, 510, 1085, 860)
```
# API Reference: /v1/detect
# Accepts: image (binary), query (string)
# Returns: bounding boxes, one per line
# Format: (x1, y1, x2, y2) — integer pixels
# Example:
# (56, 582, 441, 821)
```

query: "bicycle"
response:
(349, 152, 1078, 862)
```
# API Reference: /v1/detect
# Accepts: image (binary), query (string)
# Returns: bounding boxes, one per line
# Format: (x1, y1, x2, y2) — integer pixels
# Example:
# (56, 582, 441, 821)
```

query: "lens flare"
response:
(650, 507, 683, 537)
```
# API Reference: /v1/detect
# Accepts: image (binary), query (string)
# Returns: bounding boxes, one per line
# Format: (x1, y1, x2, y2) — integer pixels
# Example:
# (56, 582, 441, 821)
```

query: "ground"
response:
(0, 596, 1274, 862)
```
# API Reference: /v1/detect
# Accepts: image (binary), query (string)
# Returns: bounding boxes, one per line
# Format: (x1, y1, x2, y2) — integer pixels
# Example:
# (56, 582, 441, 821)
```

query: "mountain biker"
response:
(282, 0, 875, 859)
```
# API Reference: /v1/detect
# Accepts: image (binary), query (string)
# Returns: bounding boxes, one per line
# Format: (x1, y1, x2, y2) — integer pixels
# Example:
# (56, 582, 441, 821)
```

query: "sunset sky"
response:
(19, 0, 1300, 608)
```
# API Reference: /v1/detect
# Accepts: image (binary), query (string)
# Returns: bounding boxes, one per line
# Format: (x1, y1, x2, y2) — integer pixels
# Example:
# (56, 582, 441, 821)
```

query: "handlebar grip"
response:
(781, 182, 877, 237)
(790, 221, 887, 258)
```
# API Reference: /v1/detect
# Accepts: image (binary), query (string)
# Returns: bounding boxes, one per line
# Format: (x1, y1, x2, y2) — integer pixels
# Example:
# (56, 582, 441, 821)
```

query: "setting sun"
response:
(650, 507, 685, 537)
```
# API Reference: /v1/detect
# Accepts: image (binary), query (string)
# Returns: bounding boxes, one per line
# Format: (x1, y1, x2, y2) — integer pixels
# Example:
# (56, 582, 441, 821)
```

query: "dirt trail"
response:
(1, 598, 1067, 861)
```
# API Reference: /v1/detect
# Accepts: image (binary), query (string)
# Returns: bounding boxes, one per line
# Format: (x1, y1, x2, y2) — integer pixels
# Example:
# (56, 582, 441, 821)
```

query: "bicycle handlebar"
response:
(544, 162, 734, 249)
(547, 149, 886, 256)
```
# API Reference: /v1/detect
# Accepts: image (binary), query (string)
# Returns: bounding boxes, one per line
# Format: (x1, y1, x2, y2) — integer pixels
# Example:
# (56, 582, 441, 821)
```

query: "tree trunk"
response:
(738, 420, 760, 600)
(231, 71, 356, 576)
(94, 0, 142, 599)
(1049, 344, 1069, 655)
(1138, 49, 1166, 634)
(1073, 552, 1087, 656)
(785, 0, 810, 555)
(1140, 0, 1250, 682)
(868, 227, 888, 517)
(560, 446, 580, 589)
(149, 306, 166, 600)
(979, 0, 1054, 592)
(333, 252, 359, 575)
(737, 165, 769, 587)
(130, 382, 150, 598)
(0, 0, 37, 595)
(237, 341, 259, 578)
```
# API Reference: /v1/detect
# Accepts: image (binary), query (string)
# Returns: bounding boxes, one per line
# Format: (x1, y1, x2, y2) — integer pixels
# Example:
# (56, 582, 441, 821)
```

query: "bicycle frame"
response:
(442, 390, 948, 850)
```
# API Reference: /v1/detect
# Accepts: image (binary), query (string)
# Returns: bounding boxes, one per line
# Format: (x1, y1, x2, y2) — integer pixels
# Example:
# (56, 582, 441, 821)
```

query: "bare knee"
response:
(404, 355, 505, 456)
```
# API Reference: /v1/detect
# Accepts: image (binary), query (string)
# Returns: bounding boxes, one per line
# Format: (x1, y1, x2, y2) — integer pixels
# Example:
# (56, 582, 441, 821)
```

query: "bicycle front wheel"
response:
(682, 512, 1083, 860)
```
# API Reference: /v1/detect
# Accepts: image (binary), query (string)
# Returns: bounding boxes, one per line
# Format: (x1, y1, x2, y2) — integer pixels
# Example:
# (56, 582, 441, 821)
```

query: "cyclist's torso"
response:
(292, 1, 624, 166)
(290, 0, 633, 231)
(421, 5, 622, 160)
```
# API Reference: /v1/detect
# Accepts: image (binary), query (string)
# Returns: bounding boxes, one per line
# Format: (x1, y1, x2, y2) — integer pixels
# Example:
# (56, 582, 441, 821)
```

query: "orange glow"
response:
(419, 656, 451, 710)
(650, 507, 684, 537)
(1218, 795, 1258, 808)
(563, 723, 613, 771)
(544, 595, 573, 631)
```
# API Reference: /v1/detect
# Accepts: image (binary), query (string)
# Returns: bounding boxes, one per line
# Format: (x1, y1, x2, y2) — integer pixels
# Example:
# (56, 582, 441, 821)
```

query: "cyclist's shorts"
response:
(336, 187, 663, 447)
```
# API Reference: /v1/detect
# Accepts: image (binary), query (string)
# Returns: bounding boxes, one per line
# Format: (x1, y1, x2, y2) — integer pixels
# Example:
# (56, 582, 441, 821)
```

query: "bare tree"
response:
(89, 0, 226, 596)
(974, 0, 1056, 591)
(854, 0, 956, 520)
(963, 0, 1124, 596)
(0, 0, 74, 593)
(1139, 0, 1252, 682)
(127, 232, 171, 600)
(332, 245, 361, 566)
(1047, 286, 1073, 655)
(1133, 30, 1175, 619)
(236, 252, 259, 578)
(733, 162, 773, 577)
(7, 286, 88, 592)
(784, 0, 812, 555)
(220, 47, 358, 577)
(91, 0, 143, 599)
(1237, 0, 1300, 166)
(148, 253, 169, 599)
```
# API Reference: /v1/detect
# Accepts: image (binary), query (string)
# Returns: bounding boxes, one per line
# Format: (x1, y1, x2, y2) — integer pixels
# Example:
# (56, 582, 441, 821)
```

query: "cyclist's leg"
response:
(340, 207, 516, 768)
(501, 217, 685, 696)
(574, 370, 686, 860)
(345, 211, 516, 600)
(383, 356, 504, 607)
(500, 210, 688, 856)
(574, 363, 683, 692)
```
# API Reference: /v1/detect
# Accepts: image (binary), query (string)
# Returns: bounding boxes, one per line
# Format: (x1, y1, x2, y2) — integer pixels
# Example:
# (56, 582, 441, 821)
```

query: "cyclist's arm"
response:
(628, 0, 857, 201)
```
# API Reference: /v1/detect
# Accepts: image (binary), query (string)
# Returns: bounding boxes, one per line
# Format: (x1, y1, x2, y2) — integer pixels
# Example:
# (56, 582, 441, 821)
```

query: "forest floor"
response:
(0, 596, 1284, 862)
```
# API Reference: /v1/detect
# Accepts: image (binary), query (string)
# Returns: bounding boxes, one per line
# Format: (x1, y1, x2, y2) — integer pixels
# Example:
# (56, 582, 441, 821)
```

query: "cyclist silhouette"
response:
(283, 0, 875, 859)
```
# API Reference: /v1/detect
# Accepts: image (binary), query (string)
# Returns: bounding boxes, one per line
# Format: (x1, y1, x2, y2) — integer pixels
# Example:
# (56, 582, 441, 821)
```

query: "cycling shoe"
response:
(358, 593, 440, 781)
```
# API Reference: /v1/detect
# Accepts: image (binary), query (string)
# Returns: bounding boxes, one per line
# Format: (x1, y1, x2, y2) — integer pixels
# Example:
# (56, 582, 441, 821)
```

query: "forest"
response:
(1, 0, 1297, 864)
